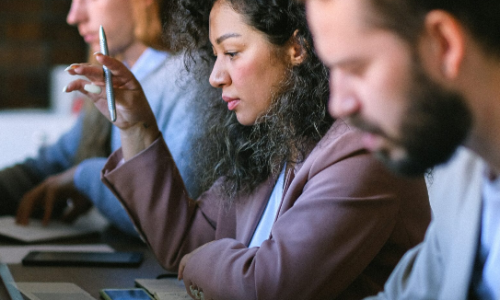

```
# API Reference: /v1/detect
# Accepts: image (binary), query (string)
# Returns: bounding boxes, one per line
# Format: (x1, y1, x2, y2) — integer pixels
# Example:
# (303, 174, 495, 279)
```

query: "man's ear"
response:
(288, 30, 306, 66)
(421, 10, 465, 79)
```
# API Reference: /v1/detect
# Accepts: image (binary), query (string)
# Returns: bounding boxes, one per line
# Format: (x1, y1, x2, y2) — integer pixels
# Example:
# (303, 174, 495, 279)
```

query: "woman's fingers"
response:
(83, 83, 102, 94)
(66, 63, 106, 83)
(64, 78, 112, 120)
(63, 55, 155, 135)
(64, 79, 103, 98)
(66, 55, 140, 91)
(94, 53, 142, 90)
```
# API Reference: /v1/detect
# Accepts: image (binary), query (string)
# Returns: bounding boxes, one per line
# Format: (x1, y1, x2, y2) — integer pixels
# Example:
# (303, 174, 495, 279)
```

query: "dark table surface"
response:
(0, 226, 172, 299)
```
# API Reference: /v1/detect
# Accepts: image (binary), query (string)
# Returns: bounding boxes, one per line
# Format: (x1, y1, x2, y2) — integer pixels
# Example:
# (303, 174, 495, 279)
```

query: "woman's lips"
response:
(222, 96, 240, 111)
(82, 33, 96, 44)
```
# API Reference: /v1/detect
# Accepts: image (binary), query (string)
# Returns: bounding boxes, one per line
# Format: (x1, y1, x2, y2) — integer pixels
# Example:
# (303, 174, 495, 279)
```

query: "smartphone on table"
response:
(100, 288, 153, 300)
(22, 251, 143, 267)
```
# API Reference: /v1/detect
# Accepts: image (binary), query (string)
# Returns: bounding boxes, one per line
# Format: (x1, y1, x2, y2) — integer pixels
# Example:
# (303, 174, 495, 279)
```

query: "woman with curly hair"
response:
(64, 0, 431, 298)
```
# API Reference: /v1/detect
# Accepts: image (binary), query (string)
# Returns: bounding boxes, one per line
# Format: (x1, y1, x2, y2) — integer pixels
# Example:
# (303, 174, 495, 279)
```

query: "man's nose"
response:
(66, 0, 87, 26)
(328, 72, 360, 118)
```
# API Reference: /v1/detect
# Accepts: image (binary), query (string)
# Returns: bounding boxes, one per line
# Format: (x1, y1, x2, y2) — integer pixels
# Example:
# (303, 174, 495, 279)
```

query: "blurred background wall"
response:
(0, 0, 86, 109)
(0, 0, 87, 168)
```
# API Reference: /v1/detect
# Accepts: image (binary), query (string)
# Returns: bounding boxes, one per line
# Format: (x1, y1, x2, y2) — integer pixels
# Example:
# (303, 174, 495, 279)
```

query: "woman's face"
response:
(209, 0, 290, 125)
(66, 0, 136, 56)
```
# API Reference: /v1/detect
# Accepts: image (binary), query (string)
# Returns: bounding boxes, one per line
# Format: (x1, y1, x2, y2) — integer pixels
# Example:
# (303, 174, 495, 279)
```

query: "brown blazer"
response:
(102, 120, 431, 300)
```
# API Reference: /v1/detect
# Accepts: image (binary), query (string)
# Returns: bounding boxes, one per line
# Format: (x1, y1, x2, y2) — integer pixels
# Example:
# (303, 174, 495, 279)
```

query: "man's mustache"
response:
(346, 114, 386, 137)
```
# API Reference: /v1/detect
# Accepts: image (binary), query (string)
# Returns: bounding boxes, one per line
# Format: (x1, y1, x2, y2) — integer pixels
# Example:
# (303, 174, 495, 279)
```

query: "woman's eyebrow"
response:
(216, 33, 242, 44)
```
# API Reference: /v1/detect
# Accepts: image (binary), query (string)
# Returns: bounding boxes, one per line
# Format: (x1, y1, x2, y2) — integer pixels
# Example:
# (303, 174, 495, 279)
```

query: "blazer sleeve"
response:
(181, 128, 430, 300)
(101, 136, 217, 270)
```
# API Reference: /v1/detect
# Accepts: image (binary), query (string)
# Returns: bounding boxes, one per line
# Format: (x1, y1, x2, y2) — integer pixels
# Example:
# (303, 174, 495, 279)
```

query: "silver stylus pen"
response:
(99, 25, 117, 122)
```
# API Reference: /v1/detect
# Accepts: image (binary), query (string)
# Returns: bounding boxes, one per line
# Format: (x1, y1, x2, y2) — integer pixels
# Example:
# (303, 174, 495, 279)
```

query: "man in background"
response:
(304, 0, 500, 299)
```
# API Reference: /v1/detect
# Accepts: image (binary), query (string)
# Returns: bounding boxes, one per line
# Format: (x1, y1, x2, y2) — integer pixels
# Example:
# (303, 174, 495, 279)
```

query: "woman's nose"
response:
(209, 59, 230, 88)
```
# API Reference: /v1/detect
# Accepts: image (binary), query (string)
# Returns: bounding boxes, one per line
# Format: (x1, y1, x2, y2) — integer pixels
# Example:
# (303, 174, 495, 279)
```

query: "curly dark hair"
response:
(166, 0, 333, 201)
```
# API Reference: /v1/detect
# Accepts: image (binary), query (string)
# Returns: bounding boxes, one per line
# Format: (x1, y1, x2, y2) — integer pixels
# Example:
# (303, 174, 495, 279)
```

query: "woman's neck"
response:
(119, 42, 148, 68)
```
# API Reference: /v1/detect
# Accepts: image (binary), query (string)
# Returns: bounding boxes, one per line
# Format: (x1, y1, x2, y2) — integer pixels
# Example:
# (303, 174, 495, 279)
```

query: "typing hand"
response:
(64, 54, 160, 160)
(15, 166, 92, 226)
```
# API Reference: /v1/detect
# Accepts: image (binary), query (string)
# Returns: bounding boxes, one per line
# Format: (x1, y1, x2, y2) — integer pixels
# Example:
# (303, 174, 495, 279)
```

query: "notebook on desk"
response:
(135, 278, 190, 300)
(0, 216, 106, 243)
(15, 282, 96, 300)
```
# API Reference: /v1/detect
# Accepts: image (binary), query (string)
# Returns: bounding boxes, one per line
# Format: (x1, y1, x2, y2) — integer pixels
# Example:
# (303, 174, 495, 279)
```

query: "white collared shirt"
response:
(472, 172, 500, 300)
(248, 167, 286, 248)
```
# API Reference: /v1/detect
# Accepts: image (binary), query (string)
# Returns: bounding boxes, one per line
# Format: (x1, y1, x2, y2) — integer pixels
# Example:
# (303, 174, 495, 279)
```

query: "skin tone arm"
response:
(65, 53, 161, 161)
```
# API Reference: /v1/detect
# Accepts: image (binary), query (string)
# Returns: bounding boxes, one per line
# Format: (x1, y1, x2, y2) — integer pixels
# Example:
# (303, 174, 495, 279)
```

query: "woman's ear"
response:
(288, 30, 306, 66)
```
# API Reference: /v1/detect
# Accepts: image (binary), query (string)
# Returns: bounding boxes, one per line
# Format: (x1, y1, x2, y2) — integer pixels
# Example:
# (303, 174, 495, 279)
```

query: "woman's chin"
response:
(235, 114, 257, 126)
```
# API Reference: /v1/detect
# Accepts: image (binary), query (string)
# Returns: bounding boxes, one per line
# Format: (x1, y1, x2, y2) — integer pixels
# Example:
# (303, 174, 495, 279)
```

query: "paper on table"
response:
(15, 282, 96, 300)
(135, 278, 190, 300)
(0, 215, 106, 243)
(0, 244, 114, 264)
(153, 292, 191, 300)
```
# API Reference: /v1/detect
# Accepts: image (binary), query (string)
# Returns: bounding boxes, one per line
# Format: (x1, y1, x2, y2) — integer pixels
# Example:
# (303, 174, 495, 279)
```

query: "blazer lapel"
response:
(235, 176, 276, 246)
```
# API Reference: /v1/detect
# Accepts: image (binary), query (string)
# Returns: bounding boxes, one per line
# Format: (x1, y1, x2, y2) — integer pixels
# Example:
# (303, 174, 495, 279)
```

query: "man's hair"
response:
(132, 0, 172, 51)
(370, 0, 500, 58)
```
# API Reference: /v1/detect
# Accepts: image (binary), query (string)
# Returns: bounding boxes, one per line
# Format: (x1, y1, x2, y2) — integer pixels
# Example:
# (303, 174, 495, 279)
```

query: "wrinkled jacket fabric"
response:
(102, 120, 431, 300)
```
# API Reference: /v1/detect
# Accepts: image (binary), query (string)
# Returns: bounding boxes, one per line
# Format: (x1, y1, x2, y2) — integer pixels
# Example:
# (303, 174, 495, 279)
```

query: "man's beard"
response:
(351, 61, 473, 176)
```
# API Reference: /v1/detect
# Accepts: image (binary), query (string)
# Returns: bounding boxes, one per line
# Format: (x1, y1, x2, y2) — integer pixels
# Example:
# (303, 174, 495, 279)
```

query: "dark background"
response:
(0, 0, 86, 109)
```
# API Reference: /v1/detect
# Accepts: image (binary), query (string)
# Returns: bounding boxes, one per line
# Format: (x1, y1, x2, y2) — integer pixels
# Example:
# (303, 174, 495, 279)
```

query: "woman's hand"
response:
(64, 53, 161, 160)
(15, 166, 92, 226)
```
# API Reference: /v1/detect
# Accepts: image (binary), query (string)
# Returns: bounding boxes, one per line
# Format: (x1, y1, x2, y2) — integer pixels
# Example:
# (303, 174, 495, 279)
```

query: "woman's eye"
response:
(226, 52, 237, 58)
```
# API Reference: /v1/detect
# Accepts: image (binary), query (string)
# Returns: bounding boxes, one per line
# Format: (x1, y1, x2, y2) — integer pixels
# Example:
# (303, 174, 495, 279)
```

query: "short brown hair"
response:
(132, 0, 171, 51)
(369, 0, 500, 59)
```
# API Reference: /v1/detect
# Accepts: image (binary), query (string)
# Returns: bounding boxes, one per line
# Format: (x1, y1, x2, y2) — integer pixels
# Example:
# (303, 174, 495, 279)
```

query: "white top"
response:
(248, 167, 286, 248)
(472, 172, 500, 300)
